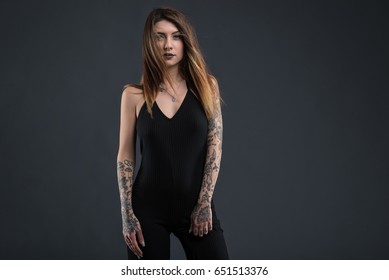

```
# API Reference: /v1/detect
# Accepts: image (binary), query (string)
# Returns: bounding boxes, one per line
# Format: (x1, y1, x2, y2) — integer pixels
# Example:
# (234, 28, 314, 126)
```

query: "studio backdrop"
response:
(0, 0, 388, 259)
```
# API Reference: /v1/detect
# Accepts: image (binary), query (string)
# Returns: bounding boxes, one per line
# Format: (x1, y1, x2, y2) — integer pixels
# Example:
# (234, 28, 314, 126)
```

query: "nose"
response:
(164, 36, 173, 50)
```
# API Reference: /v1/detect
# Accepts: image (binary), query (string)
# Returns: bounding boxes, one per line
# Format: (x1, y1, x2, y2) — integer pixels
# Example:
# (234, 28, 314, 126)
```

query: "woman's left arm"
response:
(190, 79, 223, 237)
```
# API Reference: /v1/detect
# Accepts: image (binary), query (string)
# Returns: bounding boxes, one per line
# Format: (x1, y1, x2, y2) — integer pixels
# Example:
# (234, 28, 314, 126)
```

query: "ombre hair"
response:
(123, 7, 223, 120)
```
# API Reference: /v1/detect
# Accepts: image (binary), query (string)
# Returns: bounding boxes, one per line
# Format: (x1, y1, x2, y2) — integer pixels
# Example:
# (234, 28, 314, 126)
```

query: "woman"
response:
(116, 7, 229, 260)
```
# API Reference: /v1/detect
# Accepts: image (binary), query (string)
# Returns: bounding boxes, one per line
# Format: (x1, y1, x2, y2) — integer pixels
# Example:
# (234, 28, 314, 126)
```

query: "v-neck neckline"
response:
(155, 87, 189, 121)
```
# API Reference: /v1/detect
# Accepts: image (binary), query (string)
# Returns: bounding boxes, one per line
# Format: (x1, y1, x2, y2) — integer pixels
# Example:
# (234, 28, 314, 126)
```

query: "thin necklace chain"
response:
(159, 79, 184, 102)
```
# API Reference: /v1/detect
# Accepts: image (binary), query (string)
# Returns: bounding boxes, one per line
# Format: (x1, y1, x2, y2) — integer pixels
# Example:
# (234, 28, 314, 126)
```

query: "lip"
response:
(163, 53, 175, 57)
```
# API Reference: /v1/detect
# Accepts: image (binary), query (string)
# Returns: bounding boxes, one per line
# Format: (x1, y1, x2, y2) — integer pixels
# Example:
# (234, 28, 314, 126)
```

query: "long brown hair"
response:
(123, 7, 223, 120)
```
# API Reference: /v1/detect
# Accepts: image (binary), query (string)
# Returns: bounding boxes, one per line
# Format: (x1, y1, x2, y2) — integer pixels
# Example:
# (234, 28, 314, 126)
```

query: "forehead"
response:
(154, 20, 179, 33)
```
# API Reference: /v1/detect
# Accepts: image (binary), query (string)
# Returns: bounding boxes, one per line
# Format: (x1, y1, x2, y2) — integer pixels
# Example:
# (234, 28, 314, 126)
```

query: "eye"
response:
(173, 34, 183, 40)
(155, 34, 165, 41)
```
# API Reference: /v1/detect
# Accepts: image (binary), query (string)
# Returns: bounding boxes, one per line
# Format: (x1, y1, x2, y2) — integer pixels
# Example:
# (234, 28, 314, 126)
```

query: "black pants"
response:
(127, 202, 229, 260)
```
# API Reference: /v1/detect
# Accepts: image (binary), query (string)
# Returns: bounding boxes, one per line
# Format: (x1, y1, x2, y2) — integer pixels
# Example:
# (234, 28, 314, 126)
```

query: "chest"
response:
(136, 91, 209, 144)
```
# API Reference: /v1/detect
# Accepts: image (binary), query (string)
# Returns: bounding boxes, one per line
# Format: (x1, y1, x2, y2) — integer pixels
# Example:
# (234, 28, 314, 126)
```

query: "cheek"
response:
(177, 42, 184, 55)
(157, 41, 164, 49)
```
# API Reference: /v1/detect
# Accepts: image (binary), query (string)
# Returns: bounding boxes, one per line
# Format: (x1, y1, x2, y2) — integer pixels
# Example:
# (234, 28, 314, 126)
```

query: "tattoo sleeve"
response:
(197, 97, 223, 205)
(117, 159, 138, 233)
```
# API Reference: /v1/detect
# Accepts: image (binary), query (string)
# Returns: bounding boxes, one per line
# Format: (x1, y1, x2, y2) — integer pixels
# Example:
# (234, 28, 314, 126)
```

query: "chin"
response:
(165, 61, 181, 68)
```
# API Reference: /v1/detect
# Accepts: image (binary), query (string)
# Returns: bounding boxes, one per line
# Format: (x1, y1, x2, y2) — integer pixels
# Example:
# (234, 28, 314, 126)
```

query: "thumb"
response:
(137, 228, 145, 247)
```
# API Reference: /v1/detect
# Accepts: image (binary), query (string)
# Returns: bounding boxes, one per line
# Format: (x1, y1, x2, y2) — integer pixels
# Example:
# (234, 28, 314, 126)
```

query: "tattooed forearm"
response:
(117, 159, 137, 232)
(197, 99, 223, 205)
(200, 192, 210, 203)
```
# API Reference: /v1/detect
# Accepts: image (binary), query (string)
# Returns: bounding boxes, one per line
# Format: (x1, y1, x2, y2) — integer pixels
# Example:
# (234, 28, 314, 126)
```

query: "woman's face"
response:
(154, 20, 184, 68)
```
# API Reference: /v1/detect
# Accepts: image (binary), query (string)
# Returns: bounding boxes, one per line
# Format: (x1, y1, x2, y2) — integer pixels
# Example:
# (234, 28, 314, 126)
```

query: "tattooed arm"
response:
(190, 78, 223, 237)
(117, 159, 138, 234)
(117, 86, 145, 258)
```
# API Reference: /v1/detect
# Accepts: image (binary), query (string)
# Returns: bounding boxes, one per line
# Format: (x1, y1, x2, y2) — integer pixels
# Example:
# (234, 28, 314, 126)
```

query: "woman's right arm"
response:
(117, 86, 144, 258)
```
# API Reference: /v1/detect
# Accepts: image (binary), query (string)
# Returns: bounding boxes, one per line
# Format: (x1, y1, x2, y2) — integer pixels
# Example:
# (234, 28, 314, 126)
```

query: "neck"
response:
(164, 65, 183, 85)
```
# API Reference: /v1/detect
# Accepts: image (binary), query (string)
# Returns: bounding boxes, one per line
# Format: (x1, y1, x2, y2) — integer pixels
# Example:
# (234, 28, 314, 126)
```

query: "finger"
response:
(208, 209, 213, 231)
(132, 235, 143, 257)
(126, 238, 135, 253)
(125, 235, 136, 255)
(204, 225, 208, 235)
(209, 220, 213, 231)
(126, 237, 131, 247)
(129, 244, 140, 259)
(136, 228, 146, 247)
(124, 234, 141, 258)
(199, 223, 206, 237)
(190, 219, 197, 234)
(125, 234, 132, 246)
(130, 232, 143, 257)
(193, 226, 198, 236)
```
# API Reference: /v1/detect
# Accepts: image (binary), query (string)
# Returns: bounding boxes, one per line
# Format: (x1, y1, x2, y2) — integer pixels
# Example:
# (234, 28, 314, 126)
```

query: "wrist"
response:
(121, 207, 134, 218)
(196, 200, 211, 207)
(197, 191, 212, 205)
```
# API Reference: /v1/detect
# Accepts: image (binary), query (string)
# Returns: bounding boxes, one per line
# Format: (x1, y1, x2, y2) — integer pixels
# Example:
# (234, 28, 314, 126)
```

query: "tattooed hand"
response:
(189, 203, 212, 237)
(122, 213, 145, 259)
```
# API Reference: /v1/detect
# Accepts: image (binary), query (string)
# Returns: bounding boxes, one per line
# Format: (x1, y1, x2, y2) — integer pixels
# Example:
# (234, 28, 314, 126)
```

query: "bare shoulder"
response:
(209, 75, 219, 88)
(209, 76, 220, 98)
(209, 75, 221, 105)
(122, 85, 143, 102)
(122, 85, 145, 110)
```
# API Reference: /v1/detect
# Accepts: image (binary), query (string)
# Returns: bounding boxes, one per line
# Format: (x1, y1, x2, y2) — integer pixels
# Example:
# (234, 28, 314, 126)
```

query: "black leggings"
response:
(127, 202, 229, 260)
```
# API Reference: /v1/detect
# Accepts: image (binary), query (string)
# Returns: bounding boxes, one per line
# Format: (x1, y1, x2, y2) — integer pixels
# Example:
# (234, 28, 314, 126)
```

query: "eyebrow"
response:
(155, 31, 181, 35)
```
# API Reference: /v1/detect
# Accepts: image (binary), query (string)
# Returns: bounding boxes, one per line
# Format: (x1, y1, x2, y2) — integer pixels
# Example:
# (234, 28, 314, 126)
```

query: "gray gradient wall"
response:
(1, 0, 388, 259)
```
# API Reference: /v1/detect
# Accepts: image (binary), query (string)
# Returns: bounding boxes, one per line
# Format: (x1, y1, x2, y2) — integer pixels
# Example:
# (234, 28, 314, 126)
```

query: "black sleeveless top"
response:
(133, 81, 208, 216)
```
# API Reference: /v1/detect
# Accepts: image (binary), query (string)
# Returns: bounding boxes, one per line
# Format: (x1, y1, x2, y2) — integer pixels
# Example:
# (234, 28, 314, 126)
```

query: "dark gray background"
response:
(1, 0, 388, 259)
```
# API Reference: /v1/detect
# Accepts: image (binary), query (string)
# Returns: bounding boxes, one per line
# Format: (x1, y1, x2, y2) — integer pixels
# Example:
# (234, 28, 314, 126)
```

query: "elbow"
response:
(117, 151, 135, 163)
